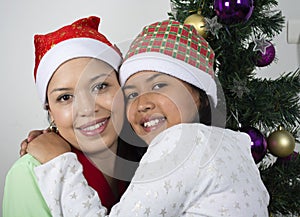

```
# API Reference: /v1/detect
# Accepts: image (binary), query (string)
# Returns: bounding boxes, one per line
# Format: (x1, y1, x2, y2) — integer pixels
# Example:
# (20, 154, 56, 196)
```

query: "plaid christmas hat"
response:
(119, 20, 217, 107)
(34, 16, 122, 106)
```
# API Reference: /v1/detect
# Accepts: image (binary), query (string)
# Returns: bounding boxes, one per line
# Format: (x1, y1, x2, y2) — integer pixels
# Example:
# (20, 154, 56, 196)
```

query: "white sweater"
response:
(35, 123, 269, 217)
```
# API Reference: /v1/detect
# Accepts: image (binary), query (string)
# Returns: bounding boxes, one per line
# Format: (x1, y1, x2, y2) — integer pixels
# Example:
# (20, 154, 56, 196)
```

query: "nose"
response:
(136, 93, 155, 113)
(75, 92, 98, 117)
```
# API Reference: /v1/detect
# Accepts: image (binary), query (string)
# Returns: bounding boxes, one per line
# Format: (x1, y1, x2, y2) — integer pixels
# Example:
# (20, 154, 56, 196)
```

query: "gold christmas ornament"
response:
(267, 126, 295, 158)
(184, 11, 208, 38)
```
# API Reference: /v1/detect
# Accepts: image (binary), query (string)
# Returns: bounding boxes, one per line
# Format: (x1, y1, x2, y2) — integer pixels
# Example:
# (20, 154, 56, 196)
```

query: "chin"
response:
(140, 134, 156, 145)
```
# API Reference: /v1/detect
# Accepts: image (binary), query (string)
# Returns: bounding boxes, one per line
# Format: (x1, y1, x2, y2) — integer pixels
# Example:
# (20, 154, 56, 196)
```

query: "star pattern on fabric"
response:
(144, 207, 151, 216)
(164, 180, 172, 194)
(82, 200, 92, 209)
(176, 181, 183, 192)
(159, 208, 167, 217)
(34, 125, 270, 217)
(132, 201, 142, 213)
(70, 192, 77, 199)
(69, 165, 79, 174)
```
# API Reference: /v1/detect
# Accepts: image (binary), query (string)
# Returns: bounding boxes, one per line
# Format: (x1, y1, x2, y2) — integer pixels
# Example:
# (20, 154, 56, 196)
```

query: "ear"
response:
(191, 87, 201, 109)
(48, 107, 54, 123)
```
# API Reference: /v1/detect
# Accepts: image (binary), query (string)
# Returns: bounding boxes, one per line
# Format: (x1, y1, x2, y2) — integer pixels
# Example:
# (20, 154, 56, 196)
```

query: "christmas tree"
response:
(168, 0, 300, 215)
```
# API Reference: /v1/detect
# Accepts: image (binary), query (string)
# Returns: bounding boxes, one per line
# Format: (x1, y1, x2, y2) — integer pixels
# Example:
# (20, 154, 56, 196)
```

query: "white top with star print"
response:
(34, 123, 270, 217)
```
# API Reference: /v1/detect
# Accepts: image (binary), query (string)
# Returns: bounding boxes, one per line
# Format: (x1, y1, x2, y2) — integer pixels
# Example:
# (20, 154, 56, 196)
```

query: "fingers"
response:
(26, 132, 71, 164)
(20, 128, 49, 157)
(43, 128, 51, 134)
(27, 130, 44, 143)
(19, 139, 28, 157)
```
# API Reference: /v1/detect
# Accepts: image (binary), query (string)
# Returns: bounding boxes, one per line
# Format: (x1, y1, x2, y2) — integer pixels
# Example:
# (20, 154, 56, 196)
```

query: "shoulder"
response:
(4, 154, 44, 197)
(6, 154, 41, 178)
(3, 154, 52, 217)
(151, 123, 210, 143)
(10, 153, 41, 168)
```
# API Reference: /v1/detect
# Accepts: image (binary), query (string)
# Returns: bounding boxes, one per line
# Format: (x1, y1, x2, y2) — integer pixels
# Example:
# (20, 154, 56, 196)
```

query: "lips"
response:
(77, 117, 110, 136)
(140, 116, 166, 133)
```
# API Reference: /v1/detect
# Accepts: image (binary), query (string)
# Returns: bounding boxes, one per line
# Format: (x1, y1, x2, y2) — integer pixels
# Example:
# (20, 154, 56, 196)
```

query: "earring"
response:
(49, 121, 58, 133)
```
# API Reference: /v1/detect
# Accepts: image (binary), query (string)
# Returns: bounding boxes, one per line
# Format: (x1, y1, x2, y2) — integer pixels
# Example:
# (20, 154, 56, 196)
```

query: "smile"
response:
(143, 117, 165, 127)
(141, 117, 166, 132)
(78, 118, 110, 136)
(83, 122, 105, 131)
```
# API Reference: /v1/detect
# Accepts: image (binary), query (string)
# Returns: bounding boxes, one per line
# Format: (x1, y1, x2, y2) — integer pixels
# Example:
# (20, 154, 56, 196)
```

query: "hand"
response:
(27, 132, 71, 164)
(20, 129, 49, 157)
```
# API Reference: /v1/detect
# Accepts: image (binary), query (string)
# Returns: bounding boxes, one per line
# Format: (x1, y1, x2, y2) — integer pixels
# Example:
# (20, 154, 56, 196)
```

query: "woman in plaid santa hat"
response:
(3, 16, 146, 217)
(25, 19, 270, 216)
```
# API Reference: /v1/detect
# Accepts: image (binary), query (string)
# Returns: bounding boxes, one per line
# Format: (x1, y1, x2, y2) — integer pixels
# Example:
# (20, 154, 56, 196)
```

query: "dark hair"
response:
(114, 118, 148, 182)
(195, 86, 226, 128)
(197, 88, 212, 126)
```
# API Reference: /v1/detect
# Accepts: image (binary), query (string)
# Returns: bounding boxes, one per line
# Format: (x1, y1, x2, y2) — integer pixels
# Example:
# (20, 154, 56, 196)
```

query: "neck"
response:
(87, 139, 118, 177)
(86, 139, 119, 196)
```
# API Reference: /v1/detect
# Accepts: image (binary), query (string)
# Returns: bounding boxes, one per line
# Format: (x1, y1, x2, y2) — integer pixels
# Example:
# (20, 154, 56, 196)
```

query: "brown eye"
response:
(153, 83, 167, 90)
(57, 94, 73, 102)
(126, 92, 139, 100)
(92, 82, 108, 93)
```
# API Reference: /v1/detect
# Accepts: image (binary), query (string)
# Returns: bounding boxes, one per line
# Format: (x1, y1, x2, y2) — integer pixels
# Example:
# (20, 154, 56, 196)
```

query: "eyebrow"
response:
(89, 72, 113, 83)
(50, 87, 72, 94)
(123, 73, 163, 90)
(50, 73, 113, 94)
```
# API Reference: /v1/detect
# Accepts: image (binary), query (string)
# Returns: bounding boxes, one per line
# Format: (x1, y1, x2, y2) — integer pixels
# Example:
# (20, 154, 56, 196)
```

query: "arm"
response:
(27, 132, 107, 216)
(3, 155, 51, 217)
(34, 152, 189, 217)
(32, 124, 196, 216)
(19, 129, 49, 157)
(34, 153, 106, 216)
(26, 131, 71, 163)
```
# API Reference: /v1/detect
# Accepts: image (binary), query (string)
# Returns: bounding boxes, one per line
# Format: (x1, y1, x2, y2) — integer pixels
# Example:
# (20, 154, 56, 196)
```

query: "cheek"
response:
(111, 89, 125, 113)
(50, 106, 74, 137)
(177, 96, 199, 122)
(163, 99, 181, 123)
(111, 90, 125, 129)
(164, 92, 198, 123)
(126, 102, 135, 124)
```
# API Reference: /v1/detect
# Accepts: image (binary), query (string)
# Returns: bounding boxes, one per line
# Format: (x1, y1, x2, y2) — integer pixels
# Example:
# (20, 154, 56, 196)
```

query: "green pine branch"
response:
(260, 154, 300, 215)
(236, 69, 300, 132)
(168, 0, 299, 215)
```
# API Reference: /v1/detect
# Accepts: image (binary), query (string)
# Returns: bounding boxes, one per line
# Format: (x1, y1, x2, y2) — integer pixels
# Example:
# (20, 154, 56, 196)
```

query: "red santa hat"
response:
(119, 20, 217, 107)
(34, 16, 122, 106)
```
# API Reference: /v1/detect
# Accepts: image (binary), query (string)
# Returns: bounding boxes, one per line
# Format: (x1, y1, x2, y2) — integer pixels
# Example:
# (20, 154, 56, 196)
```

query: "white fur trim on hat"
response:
(119, 52, 217, 107)
(36, 37, 122, 105)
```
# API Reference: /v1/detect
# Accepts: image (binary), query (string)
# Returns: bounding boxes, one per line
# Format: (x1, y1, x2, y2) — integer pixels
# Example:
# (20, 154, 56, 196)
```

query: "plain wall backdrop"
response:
(1, 0, 299, 212)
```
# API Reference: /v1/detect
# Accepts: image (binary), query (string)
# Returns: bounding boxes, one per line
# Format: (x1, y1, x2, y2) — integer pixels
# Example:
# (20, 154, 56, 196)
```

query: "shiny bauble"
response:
(184, 12, 208, 38)
(267, 126, 295, 158)
(275, 151, 299, 166)
(214, 0, 254, 24)
(255, 42, 276, 67)
(240, 126, 267, 164)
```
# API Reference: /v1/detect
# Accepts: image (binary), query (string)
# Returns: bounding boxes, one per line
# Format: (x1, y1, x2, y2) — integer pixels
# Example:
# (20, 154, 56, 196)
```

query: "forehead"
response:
(125, 71, 167, 84)
(50, 57, 116, 83)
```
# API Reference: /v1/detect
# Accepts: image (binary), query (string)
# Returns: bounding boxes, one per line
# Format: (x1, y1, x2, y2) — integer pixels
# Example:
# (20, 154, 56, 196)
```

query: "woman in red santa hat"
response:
(3, 16, 146, 217)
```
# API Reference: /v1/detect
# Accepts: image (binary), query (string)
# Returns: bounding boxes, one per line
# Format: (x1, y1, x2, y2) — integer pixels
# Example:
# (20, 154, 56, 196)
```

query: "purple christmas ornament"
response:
(214, 0, 254, 24)
(240, 126, 267, 164)
(255, 42, 276, 67)
(275, 151, 299, 165)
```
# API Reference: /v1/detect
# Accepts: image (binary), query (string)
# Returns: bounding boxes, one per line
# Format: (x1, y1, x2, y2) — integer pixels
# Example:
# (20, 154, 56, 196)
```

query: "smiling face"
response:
(124, 71, 201, 144)
(47, 57, 124, 154)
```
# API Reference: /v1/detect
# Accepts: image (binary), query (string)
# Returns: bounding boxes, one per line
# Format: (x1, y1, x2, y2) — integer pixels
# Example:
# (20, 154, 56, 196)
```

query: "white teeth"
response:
(143, 118, 164, 127)
(83, 121, 105, 131)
